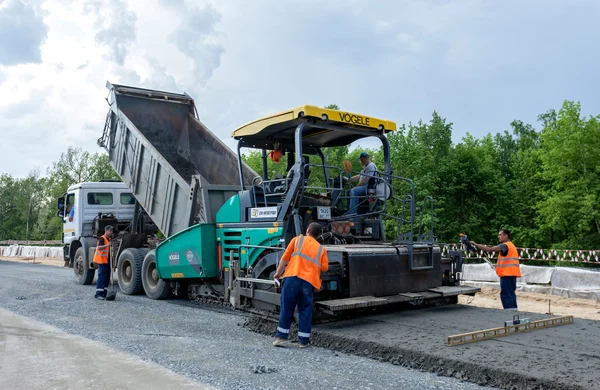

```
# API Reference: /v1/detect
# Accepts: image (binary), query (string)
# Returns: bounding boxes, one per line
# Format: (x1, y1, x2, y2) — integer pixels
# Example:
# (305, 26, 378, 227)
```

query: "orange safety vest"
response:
(93, 236, 111, 265)
(282, 235, 328, 289)
(496, 241, 521, 278)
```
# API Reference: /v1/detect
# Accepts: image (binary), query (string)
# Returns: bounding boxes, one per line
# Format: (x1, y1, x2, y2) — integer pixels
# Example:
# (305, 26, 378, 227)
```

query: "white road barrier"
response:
(0, 244, 63, 258)
(462, 263, 600, 300)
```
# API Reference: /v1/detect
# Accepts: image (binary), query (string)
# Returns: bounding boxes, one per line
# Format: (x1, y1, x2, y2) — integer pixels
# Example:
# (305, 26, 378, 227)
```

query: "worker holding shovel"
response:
(93, 225, 114, 300)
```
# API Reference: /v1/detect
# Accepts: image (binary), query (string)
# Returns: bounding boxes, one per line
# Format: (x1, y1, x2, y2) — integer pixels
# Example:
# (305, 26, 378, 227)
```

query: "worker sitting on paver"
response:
(272, 222, 329, 348)
(346, 152, 378, 216)
(470, 229, 521, 310)
(93, 225, 114, 300)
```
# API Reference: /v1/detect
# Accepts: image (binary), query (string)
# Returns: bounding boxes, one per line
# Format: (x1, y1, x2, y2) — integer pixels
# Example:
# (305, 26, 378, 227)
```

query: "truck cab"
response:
(57, 181, 136, 281)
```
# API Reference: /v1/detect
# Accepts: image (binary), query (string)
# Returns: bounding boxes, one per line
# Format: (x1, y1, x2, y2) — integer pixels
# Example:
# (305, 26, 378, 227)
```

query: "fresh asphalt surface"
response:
(0, 261, 496, 390)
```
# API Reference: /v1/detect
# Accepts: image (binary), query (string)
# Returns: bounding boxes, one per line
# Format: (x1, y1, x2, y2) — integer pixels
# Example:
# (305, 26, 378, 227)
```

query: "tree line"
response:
(1, 101, 598, 249)
(0, 147, 119, 241)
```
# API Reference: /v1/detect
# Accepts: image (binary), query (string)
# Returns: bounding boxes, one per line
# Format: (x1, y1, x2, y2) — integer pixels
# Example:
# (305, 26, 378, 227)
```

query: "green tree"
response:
(385, 112, 453, 241)
(45, 147, 119, 198)
(433, 134, 506, 243)
(31, 147, 120, 240)
(0, 174, 21, 240)
(536, 101, 600, 249)
(0, 171, 46, 240)
(498, 120, 545, 248)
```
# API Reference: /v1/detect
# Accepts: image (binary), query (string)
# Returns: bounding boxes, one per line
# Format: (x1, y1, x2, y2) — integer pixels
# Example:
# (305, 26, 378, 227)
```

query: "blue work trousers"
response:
(276, 276, 314, 345)
(347, 185, 367, 215)
(95, 263, 110, 298)
(500, 276, 518, 310)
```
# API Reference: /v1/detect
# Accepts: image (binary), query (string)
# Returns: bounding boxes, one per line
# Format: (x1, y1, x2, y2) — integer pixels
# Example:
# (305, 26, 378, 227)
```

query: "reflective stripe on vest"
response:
(291, 235, 323, 268)
(496, 258, 519, 268)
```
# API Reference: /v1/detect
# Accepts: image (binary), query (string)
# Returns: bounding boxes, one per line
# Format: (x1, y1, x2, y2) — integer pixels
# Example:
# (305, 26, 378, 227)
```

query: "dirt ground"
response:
(0, 256, 65, 267)
(459, 286, 600, 320)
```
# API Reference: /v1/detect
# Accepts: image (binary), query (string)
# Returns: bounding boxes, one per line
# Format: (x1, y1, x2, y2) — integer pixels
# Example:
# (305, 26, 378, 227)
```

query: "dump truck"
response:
(66, 82, 479, 317)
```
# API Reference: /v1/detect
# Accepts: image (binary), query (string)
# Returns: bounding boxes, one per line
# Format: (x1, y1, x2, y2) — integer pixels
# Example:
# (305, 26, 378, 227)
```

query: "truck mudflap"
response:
(315, 285, 480, 315)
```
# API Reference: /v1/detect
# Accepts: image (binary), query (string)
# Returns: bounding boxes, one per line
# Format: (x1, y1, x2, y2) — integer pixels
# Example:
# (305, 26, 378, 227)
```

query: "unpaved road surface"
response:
(0, 261, 494, 390)
(460, 286, 600, 320)
(0, 255, 64, 267)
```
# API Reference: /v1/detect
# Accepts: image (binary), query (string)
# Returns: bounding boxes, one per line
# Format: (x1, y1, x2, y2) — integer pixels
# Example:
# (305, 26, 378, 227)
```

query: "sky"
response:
(1, 0, 599, 178)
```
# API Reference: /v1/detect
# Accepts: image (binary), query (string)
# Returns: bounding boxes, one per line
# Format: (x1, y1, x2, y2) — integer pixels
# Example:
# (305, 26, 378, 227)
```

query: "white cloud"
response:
(83, 0, 137, 65)
(0, 0, 49, 65)
(1, 0, 599, 178)
(167, 3, 224, 86)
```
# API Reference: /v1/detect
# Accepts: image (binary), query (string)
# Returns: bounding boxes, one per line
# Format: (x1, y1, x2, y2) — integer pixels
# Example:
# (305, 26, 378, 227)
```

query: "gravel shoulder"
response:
(0, 261, 494, 390)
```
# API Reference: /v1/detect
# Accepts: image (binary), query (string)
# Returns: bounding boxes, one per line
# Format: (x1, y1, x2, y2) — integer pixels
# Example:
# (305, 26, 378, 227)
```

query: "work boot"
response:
(299, 342, 310, 349)
(94, 295, 106, 300)
(272, 337, 288, 347)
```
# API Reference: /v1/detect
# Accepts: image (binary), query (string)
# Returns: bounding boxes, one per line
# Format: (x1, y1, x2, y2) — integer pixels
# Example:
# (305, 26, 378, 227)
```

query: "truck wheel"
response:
(142, 250, 171, 300)
(74, 247, 95, 285)
(117, 248, 145, 295)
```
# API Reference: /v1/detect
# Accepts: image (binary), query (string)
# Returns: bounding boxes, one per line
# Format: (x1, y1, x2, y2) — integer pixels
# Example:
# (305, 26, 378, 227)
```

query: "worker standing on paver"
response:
(93, 225, 114, 300)
(272, 222, 328, 348)
(471, 229, 521, 310)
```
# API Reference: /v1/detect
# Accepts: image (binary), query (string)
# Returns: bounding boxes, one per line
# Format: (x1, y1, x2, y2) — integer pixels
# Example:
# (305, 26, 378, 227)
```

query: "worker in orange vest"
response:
(93, 225, 114, 300)
(471, 229, 521, 310)
(272, 222, 328, 348)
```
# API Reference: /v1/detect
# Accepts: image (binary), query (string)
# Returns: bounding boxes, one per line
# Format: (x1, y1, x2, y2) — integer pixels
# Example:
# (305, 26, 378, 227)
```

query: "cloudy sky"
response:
(1, 0, 599, 177)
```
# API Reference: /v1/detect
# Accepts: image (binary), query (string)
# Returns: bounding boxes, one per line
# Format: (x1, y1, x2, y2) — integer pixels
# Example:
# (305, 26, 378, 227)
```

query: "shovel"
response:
(106, 245, 118, 301)
(106, 263, 117, 301)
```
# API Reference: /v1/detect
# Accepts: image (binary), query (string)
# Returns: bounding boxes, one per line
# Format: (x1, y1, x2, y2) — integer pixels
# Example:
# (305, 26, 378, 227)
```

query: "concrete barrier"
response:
(520, 264, 555, 284)
(462, 264, 555, 284)
(551, 266, 600, 290)
(463, 280, 600, 301)
(0, 245, 63, 258)
(462, 263, 499, 282)
(463, 263, 600, 301)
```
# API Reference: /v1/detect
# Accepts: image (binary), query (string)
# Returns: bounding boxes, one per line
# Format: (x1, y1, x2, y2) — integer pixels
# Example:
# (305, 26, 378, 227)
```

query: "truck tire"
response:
(142, 250, 172, 300)
(117, 248, 146, 295)
(74, 247, 95, 285)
